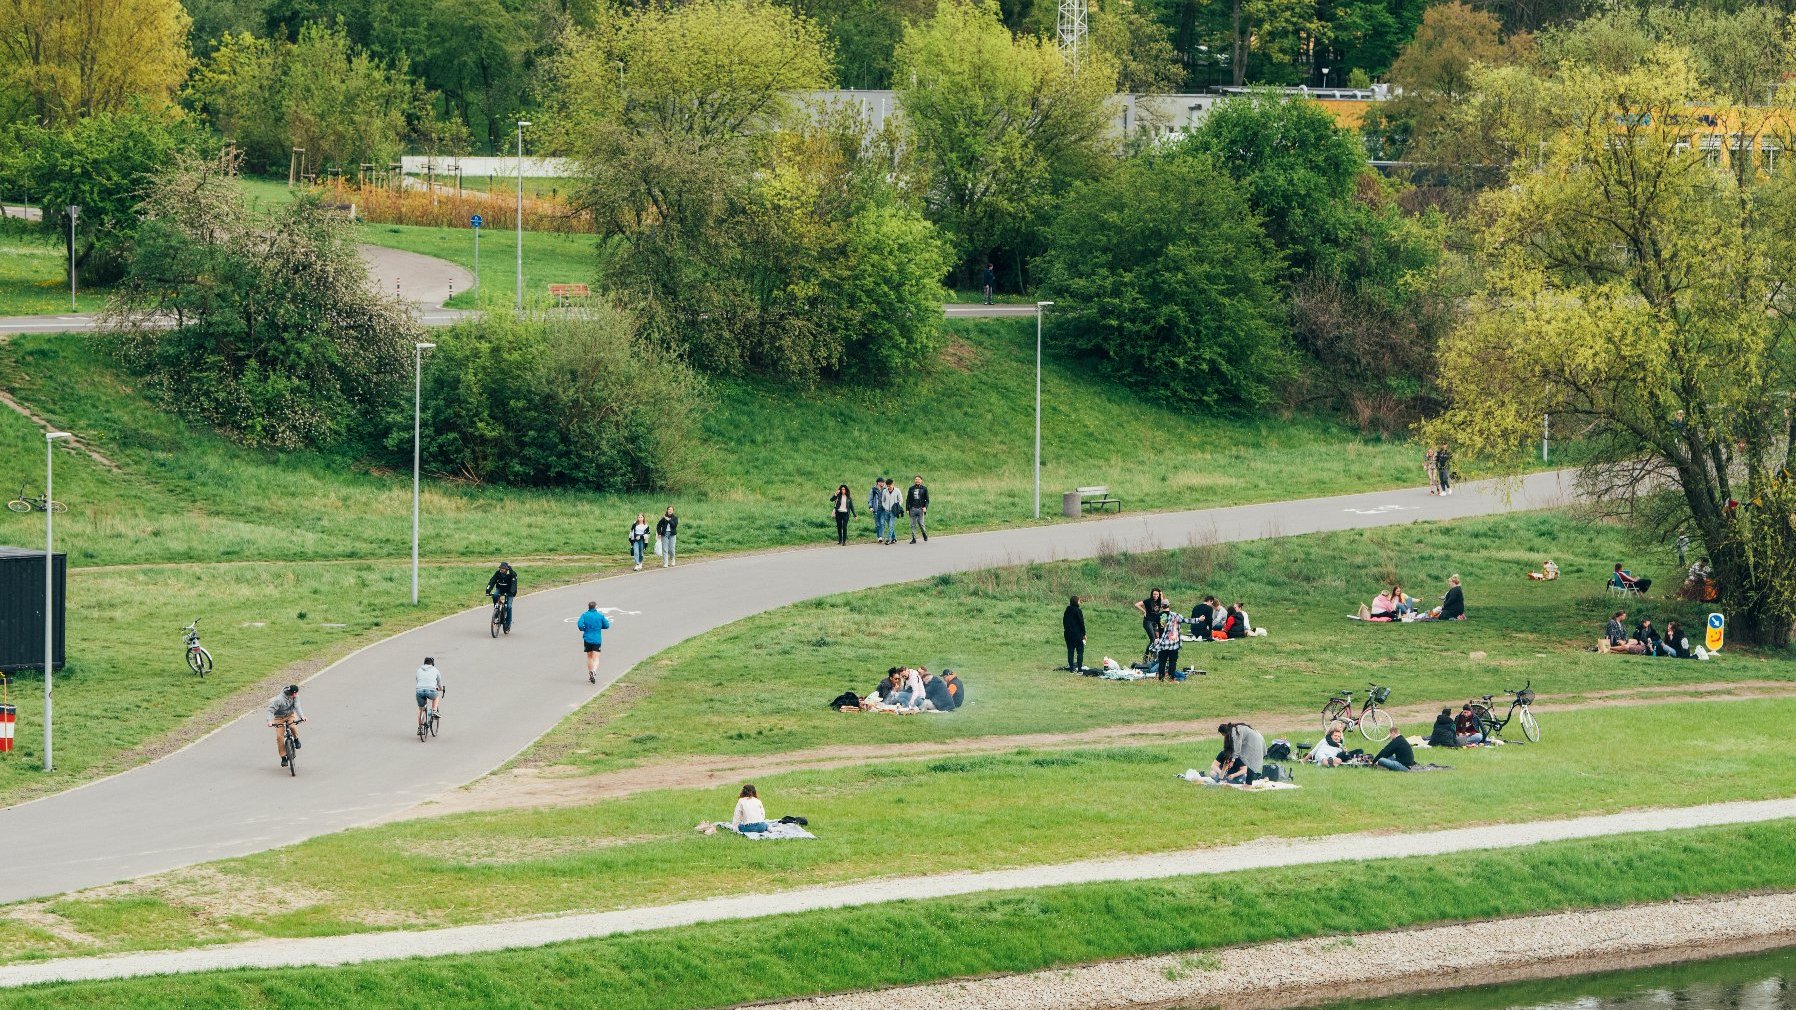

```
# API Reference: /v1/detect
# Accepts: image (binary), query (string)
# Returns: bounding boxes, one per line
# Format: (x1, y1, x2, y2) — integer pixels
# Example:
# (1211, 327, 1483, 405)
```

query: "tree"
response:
(0, 0, 191, 126)
(1541, 7, 1796, 106)
(894, 0, 1117, 287)
(1037, 152, 1291, 410)
(1371, 2, 1533, 170)
(786, 0, 935, 88)
(1430, 50, 1796, 646)
(1090, 0, 1185, 93)
(111, 153, 419, 449)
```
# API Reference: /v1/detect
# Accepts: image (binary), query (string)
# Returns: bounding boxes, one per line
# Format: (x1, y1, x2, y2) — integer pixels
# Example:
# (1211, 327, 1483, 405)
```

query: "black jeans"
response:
(834, 512, 850, 545)
(1156, 648, 1179, 680)
(1065, 637, 1084, 671)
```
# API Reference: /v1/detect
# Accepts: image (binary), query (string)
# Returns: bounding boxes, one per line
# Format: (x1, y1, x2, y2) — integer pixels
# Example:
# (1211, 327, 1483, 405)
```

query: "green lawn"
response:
(522, 511, 1765, 776)
(352, 222, 603, 309)
(7, 818, 1796, 1008)
(0, 221, 108, 315)
(9, 696, 1794, 961)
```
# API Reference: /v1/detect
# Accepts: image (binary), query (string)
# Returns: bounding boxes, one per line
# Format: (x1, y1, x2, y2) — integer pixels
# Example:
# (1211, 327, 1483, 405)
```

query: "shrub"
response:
(397, 309, 707, 491)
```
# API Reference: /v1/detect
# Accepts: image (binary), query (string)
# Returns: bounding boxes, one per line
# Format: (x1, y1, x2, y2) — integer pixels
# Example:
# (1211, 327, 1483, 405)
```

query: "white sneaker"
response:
(633, 563, 641, 571)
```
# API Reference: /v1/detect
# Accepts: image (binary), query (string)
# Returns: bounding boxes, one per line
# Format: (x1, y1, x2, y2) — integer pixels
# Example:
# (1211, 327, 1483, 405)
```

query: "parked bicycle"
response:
(280, 719, 305, 776)
(1321, 683, 1395, 741)
(182, 619, 212, 677)
(1470, 680, 1540, 743)
(6, 486, 66, 513)
(489, 594, 512, 638)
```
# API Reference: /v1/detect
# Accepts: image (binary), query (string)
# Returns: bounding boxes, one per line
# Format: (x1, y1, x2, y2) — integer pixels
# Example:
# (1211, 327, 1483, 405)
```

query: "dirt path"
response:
(779, 891, 1796, 1010)
(6, 795, 1795, 988)
(403, 680, 1796, 820)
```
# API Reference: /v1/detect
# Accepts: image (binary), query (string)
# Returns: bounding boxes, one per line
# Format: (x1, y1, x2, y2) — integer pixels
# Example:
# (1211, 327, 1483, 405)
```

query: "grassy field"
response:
(521, 511, 1755, 776)
(0, 221, 108, 316)
(7, 818, 1796, 1008)
(0, 318, 1418, 797)
(7, 695, 1792, 961)
(353, 221, 602, 309)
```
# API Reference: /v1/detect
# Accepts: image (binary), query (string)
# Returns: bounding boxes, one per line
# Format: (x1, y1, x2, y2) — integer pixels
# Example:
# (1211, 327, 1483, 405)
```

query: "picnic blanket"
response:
(1178, 770, 1302, 791)
(740, 822, 816, 840)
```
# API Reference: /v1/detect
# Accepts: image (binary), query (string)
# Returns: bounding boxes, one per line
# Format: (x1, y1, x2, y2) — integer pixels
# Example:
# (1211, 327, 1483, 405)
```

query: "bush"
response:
(1037, 152, 1292, 411)
(397, 310, 707, 491)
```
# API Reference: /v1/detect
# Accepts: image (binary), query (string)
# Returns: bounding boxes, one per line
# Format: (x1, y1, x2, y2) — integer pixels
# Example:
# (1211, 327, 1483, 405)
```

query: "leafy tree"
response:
(1541, 7, 1796, 106)
(111, 153, 418, 448)
(1091, 0, 1185, 93)
(0, 0, 191, 126)
(787, 0, 935, 88)
(894, 0, 1117, 287)
(400, 310, 707, 490)
(1038, 152, 1291, 410)
(1367, 2, 1532, 169)
(1430, 50, 1796, 646)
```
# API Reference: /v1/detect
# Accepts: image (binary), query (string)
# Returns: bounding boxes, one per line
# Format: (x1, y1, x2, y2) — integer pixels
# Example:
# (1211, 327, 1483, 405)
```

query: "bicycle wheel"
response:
(1360, 706, 1395, 741)
(1519, 706, 1541, 743)
(1469, 703, 1496, 738)
(5, 500, 28, 514)
(48, 499, 66, 513)
(287, 736, 298, 776)
(418, 717, 427, 742)
(187, 646, 212, 677)
(490, 610, 501, 638)
(1321, 699, 1350, 734)
(430, 711, 440, 737)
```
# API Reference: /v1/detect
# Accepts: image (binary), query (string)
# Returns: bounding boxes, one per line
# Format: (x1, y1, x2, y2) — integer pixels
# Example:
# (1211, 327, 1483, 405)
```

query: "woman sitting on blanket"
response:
(1307, 724, 1349, 766)
(1370, 587, 1399, 621)
(1427, 708, 1459, 748)
(1419, 575, 1465, 621)
(730, 784, 769, 834)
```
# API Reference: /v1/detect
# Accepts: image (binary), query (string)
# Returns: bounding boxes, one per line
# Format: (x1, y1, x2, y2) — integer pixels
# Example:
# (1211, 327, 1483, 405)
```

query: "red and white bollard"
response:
(0, 704, 15, 754)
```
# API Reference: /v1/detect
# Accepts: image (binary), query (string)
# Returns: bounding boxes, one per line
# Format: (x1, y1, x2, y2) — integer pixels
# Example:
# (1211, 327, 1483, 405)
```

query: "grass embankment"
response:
(9, 695, 1795, 960)
(0, 319, 1414, 796)
(0, 221, 108, 316)
(8, 819, 1796, 1008)
(524, 511, 1764, 775)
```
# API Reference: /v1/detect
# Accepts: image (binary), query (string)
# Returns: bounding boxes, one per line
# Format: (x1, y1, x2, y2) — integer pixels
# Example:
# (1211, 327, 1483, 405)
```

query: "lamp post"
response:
(1320, 66, 1331, 91)
(412, 342, 435, 605)
(43, 431, 71, 772)
(515, 120, 531, 311)
(1034, 301, 1054, 519)
(66, 206, 79, 311)
(1542, 412, 1550, 463)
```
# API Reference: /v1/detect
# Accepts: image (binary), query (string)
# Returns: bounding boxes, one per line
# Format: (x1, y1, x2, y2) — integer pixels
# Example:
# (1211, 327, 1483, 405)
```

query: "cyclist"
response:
(267, 684, 305, 767)
(485, 561, 518, 631)
(415, 656, 446, 731)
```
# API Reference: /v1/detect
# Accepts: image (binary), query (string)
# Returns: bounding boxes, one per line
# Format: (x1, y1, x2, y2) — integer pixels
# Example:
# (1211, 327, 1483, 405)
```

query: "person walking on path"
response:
(982, 262, 996, 305)
(880, 479, 903, 544)
(1424, 446, 1440, 495)
(628, 512, 651, 571)
(576, 601, 612, 684)
(1063, 595, 1086, 672)
(831, 484, 857, 546)
(906, 475, 930, 543)
(656, 507, 679, 567)
(868, 478, 888, 544)
(1435, 443, 1454, 495)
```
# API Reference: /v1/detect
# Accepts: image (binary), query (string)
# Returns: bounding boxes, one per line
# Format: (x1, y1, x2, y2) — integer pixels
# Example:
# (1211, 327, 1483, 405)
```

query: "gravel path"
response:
(4, 796, 1793, 988)
(788, 891, 1796, 1010)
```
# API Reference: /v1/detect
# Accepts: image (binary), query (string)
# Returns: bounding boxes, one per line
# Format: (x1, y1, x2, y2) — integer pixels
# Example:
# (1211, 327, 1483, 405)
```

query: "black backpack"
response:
(827, 692, 860, 710)
(1260, 762, 1292, 784)
(1266, 740, 1292, 761)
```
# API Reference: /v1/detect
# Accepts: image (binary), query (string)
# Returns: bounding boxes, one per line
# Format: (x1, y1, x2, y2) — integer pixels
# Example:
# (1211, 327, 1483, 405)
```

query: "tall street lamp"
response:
(515, 120, 531, 311)
(43, 431, 71, 772)
(66, 206, 79, 311)
(1034, 301, 1054, 519)
(412, 342, 436, 605)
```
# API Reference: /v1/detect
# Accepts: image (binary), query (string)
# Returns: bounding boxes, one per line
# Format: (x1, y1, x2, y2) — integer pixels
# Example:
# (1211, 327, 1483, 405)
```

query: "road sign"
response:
(470, 214, 483, 229)
(1706, 612, 1725, 652)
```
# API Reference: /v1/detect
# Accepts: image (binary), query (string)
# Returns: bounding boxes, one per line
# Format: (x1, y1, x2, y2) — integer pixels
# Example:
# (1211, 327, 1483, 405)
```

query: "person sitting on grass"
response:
(1455, 703, 1485, 745)
(1391, 584, 1418, 616)
(922, 670, 955, 711)
(1662, 620, 1692, 659)
(730, 784, 769, 834)
(1603, 612, 1645, 654)
(1370, 587, 1399, 621)
(1529, 560, 1559, 581)
(1632, 616, 1664, 656)
(941, 669, 966, 709)
(1427, 708, 1459, 748)
(1307, 724, 1349, 766)
(1374, 725, 1417, 772)
(1217, 722, 1266, 783)
(1188, 596, 1219, 639)
(1421, 575, 1465, 621)
(1611, 563, 1651, 594)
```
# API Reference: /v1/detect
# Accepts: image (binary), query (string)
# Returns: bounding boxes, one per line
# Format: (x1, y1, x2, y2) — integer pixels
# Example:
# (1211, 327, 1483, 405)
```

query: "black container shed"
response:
(0, 546, 66, 673)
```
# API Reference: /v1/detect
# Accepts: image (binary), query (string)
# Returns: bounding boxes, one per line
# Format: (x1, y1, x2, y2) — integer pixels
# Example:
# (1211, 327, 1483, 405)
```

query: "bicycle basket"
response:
(1517, 689, 1536, 705)
(1370, 686, 1390, 704)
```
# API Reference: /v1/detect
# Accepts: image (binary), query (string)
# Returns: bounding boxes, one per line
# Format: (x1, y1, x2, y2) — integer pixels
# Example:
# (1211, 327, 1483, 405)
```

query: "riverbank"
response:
(782, 890, 1796, 1010)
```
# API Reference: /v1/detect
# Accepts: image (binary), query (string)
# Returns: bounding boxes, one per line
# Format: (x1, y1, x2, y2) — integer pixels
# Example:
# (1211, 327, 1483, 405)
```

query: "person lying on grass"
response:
(1375, 725, 1417, 771)
(1306, 724, 1350, 766)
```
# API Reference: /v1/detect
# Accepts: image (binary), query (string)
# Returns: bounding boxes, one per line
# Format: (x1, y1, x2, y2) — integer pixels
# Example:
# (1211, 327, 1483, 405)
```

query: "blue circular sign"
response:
(1708, 613, 1724, 628)
(470, 214, 483, 228)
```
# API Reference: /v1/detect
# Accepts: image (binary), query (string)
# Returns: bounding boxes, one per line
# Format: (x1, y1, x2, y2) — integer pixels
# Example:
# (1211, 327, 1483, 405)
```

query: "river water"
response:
(1317, 945, 1796, 1010)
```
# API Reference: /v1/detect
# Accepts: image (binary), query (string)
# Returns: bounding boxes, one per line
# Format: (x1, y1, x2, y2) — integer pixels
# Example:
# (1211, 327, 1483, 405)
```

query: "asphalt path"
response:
(0, 472, 1570, 904)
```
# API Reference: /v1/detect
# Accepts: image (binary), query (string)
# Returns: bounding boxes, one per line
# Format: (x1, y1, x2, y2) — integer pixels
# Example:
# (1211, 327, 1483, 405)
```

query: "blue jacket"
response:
(577, 609, 611, 644)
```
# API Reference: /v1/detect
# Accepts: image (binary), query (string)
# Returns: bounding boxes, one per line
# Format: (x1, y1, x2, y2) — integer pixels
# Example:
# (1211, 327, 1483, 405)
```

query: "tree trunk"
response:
(1231, 0, 1246, 87)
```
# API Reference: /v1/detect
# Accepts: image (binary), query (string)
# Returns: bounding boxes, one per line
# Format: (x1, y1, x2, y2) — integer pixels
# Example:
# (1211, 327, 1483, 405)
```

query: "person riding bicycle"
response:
(267, 684, 305, 767)
(415, 656, 445, 731)
(485, 562, 518, 631)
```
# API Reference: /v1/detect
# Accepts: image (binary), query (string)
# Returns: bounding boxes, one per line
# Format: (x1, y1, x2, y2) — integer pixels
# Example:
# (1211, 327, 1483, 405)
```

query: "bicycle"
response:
(278, 718, 305, 776)
(489, 594, 512, 638)
(417, 687, 443, 742)
(1321, 683, 1396, 741)
(6, 486, 66, 514)
(1470, 680, 1540, 743)
(182, 619, 212, 677)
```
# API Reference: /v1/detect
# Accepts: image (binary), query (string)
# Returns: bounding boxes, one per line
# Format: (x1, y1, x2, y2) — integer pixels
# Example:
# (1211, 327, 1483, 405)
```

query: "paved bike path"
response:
(0, 472, 1570, 904)
(3, 794, 1790, 987)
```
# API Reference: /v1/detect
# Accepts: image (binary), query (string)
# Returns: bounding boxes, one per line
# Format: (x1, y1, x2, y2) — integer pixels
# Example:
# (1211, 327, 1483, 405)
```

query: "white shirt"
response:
(414, 664, 443, 692)
(732, 796, 766, 826)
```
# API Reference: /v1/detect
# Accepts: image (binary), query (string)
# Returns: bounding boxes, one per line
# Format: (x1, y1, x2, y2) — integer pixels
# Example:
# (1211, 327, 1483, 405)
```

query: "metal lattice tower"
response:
(1058, 0, 1087, 68)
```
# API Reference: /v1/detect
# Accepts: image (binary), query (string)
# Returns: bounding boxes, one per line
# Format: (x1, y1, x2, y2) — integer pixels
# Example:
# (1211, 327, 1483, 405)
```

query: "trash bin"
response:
(1063, 491, 1081, 518)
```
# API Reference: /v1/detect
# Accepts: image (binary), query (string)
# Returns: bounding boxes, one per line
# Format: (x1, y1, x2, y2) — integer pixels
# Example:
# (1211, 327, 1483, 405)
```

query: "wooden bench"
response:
(547, 283, 591, 306)
(1076, 485, 1122, 513)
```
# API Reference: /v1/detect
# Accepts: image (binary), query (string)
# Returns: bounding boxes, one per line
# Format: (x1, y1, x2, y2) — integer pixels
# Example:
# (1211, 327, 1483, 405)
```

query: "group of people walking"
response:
(839, 476, 931, 546)
(1424, 444, 1454, 495)
(626, 507, 681, 571)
